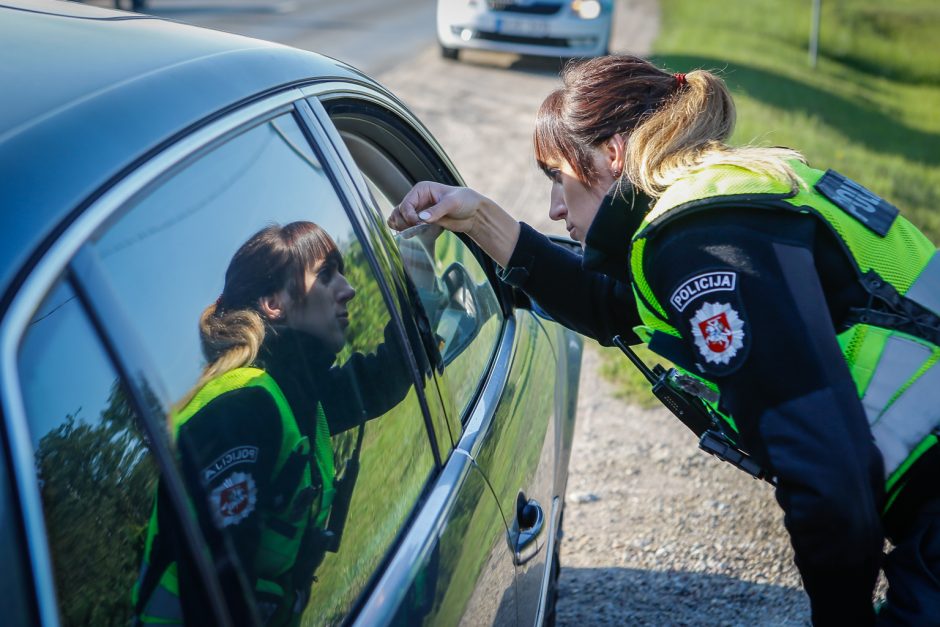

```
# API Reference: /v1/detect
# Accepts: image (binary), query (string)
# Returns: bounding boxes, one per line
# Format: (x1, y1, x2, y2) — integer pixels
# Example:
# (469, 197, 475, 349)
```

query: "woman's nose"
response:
(547, 184, 566, 222)
(337, 276, 356, 303)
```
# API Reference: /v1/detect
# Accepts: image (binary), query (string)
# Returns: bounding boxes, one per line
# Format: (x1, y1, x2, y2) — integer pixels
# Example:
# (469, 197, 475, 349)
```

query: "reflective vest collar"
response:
(634, 163, 806, 241)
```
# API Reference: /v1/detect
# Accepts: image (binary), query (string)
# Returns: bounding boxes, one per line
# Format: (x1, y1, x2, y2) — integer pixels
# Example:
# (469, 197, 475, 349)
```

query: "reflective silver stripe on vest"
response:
(140, 584, 183, 625)
(862, 335, 931, 426)
(866, 335, 940, 477)
(905, 249, 940, 317)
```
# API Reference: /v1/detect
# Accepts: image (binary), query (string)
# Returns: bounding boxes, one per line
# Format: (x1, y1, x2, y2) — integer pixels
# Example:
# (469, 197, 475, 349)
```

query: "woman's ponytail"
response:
(198, 302, 266, 379)
(627, 70, 734, 196)
(629, 68, 805, 197)
(173, 301, 266, 412)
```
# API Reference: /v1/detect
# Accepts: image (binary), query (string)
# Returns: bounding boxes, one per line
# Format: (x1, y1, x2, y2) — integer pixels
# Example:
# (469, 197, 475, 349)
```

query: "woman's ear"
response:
(605, 134, 627, 178)
(258, 290, 290, 322)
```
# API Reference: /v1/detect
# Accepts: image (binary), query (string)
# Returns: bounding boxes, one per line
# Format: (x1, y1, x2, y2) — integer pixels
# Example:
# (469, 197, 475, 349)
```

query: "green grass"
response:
(304, 387, 434, 626)
(599, 343, 672, 408)
(604, 0, 940, 401)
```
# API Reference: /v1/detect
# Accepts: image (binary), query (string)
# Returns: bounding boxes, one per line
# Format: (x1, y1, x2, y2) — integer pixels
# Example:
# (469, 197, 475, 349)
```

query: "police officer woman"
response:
(134, 221, 414, 626)
(390, 55, 940, 625)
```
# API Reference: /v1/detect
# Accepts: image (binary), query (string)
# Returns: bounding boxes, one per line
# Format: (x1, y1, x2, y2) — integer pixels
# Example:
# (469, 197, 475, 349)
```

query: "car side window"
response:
(16, 278, 161, 626)
(91, 110, 435, 624)
(330, 106, 502, 417)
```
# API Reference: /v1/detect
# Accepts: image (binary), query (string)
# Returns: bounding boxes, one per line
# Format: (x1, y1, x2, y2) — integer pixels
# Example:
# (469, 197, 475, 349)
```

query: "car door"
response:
(305, 85, 567, 625)
(3, 89, 452, 626)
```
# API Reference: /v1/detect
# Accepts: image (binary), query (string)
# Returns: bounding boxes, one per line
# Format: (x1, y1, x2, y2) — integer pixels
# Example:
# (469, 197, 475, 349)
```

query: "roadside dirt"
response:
(378, 1, 810, 623)
(559, 348, 808, 625)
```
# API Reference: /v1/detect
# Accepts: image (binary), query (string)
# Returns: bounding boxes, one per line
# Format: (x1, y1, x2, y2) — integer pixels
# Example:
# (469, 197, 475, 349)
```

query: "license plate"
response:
(496, 17, 549, 37)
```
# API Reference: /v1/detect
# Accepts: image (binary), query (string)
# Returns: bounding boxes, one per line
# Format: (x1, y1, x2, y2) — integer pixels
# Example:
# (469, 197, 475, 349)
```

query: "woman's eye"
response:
(318, 266, 336, 284)
(546, 169, 562, 184)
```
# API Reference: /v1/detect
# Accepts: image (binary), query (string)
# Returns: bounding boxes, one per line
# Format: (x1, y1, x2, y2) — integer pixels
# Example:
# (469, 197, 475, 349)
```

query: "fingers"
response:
(393, 181, 443, 225)
(389, 181, 459, 233)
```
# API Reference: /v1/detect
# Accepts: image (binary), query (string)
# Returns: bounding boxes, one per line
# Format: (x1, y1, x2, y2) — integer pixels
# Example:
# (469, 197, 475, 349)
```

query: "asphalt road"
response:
(128, 0, 435, 75)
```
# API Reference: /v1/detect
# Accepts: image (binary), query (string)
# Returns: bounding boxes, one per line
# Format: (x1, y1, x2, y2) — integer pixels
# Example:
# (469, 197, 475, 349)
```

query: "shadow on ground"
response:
(654, 55, 940, 166)
(441, 50, 568, 78)
(507, 54, 569, 76)
(557, 566, 810, 626)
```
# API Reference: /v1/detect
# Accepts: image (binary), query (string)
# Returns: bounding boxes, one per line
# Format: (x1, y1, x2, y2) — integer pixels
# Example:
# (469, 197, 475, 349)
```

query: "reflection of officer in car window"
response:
(134, 221, 414, 626)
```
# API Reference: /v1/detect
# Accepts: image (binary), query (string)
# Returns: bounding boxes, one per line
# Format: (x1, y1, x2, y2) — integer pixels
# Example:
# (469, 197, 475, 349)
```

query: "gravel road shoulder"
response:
(558, 346, 809, 625)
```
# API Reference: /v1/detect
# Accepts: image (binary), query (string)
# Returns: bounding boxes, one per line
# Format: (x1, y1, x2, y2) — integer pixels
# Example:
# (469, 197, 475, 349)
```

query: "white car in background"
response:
(437, 0, 613, 60)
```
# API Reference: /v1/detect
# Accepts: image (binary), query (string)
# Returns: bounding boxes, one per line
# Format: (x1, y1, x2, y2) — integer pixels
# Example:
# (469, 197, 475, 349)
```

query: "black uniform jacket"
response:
(499, 186, 895, 625)
(171, 323, 412, 622)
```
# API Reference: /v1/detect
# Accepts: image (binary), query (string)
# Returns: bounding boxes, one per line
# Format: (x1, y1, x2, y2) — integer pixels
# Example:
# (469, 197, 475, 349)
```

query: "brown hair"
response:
(177, 221, 340, 410)
(534, 55, 804, 197)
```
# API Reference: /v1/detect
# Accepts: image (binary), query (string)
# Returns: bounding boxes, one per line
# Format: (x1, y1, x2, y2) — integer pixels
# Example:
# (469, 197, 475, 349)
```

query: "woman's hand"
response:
(390, 181, 521, 267)
(389, 181, 489, 236)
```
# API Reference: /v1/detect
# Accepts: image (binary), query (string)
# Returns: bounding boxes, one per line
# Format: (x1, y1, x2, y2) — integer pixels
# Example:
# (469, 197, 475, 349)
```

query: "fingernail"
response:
(418, 211, 431, 221)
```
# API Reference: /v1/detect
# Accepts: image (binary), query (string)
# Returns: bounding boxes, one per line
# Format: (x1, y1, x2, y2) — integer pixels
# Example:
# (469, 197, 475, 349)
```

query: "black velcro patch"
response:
(815, 169, 898, 237)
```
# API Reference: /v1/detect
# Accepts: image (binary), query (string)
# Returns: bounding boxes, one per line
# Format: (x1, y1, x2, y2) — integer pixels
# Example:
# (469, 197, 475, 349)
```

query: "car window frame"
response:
(0, 85, 449, 627)
(297, 94, 460, 454)
(302, 84, 510, 433)
(313, 89, 508, 308)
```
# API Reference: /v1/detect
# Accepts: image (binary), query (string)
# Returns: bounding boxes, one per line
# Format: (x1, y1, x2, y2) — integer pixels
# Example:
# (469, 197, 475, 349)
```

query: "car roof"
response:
(0, 0, 374, 306)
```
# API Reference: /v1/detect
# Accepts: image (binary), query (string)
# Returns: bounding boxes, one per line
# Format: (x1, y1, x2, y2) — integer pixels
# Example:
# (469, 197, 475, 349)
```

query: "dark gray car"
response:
(0, 1, 581, 625)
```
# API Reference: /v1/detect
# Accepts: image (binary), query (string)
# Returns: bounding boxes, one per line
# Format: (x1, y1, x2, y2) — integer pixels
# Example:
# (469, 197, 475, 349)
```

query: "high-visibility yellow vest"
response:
(630, 160, 940, 513)
(134, 367, 335, 625)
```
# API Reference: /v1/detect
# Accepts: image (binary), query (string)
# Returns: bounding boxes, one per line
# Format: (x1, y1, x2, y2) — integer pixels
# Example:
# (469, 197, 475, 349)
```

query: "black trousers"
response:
(879, 498, 940, 625)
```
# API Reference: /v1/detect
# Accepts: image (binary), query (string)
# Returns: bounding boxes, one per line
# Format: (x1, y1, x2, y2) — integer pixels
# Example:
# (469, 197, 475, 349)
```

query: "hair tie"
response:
(674, 72, 687, 88)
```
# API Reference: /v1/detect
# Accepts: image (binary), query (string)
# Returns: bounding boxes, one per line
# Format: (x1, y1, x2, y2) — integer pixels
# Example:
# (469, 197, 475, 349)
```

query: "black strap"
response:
(845, 270, 940, 344)
(612, 336, 713, 437)
(270, 446, 314, 515)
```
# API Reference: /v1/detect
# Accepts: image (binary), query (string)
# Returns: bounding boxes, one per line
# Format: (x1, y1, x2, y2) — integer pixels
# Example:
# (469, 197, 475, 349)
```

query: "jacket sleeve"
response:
(175, 386, 283, 601)
(321, 322, 415, 434)
(498, 222, 641, 345)
(645, 208, 884, 625)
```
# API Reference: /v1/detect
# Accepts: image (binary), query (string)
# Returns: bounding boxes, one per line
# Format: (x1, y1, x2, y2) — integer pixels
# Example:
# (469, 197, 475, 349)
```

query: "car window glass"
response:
(93, 111, 435, 624)
(17, 278, 160, 626)
(338, 129, 501, 417)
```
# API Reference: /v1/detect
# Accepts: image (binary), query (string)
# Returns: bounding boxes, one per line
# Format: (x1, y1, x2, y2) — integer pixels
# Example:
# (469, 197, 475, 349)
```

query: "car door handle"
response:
(512, 494, 544, 565)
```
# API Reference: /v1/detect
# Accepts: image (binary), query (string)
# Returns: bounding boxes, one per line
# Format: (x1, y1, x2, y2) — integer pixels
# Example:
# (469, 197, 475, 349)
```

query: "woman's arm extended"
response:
(391, 182, 640, 345)
(390, 181, 520, 267)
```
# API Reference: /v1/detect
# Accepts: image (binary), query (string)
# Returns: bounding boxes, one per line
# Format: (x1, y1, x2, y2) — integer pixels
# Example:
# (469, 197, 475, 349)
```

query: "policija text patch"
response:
(670, 271, 737, 313)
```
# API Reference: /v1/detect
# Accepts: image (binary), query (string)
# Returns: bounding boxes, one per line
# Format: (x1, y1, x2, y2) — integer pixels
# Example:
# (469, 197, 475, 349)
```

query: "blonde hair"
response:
(173, 304, 267, 410)
(628, 69, 805, 196)
(534, 55, 806, 199)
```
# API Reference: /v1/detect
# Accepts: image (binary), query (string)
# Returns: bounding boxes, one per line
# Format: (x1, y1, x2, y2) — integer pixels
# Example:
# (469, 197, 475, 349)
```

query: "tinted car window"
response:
(389, 208, 501, 415)
(92, 110, 435, 624)
(17, 278, 159, 626)
(333, 113, 501, 417)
